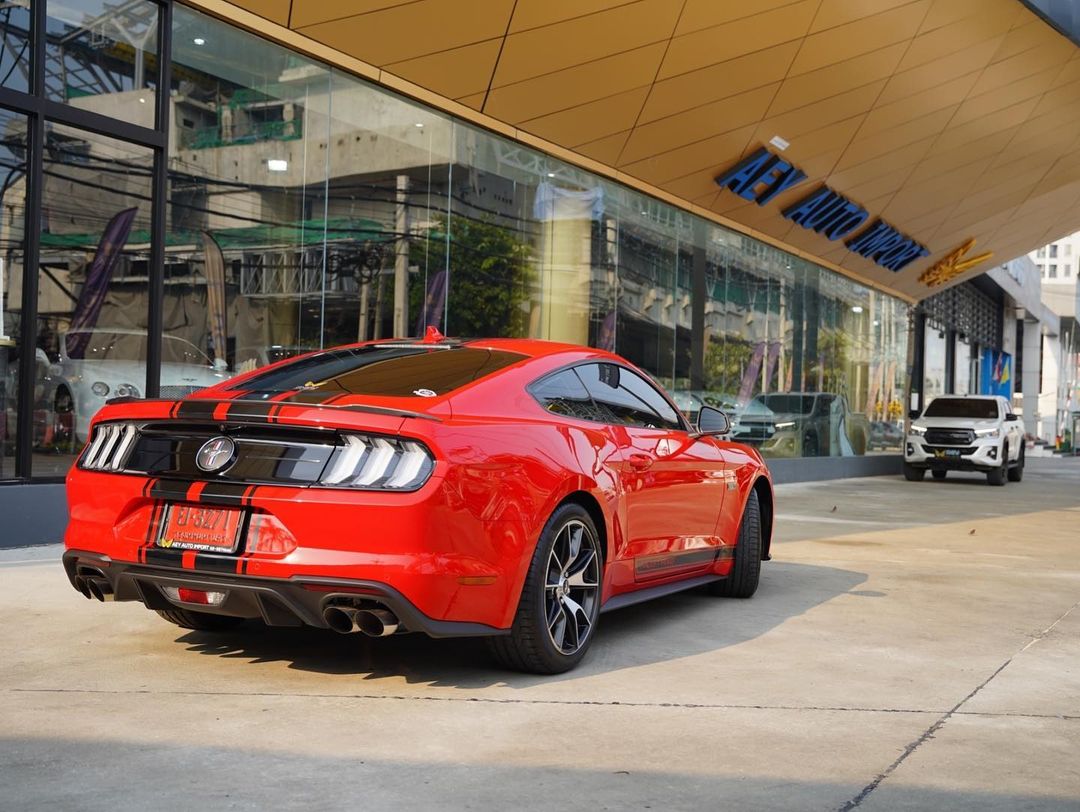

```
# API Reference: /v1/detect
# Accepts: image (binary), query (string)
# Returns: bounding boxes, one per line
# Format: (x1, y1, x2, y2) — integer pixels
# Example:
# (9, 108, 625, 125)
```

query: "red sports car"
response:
(63, 332, 774, 673)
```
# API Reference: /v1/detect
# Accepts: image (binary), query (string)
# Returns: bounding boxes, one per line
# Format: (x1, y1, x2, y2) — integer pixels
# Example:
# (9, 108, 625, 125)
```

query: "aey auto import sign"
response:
(715, 146, 929, 273)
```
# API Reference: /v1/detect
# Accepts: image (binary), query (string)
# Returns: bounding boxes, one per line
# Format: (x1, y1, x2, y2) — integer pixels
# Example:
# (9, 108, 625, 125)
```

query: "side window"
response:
(529, 369, 598, 421)
(576, 363, 682, 430)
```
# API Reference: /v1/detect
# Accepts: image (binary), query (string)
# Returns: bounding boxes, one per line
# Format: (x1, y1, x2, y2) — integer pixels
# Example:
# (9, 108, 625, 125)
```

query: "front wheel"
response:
(710, 490, 762, 598)
(1008, 443, 1025, 482)
(987, 444, 1008, 486)
(903, 462, 925, 482)
(488, 503, 602, 674)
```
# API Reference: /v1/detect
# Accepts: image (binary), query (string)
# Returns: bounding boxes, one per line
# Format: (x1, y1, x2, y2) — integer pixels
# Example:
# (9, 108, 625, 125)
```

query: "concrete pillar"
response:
(1041, 332, 1062, 440)
(1022, 316, 1041, 438)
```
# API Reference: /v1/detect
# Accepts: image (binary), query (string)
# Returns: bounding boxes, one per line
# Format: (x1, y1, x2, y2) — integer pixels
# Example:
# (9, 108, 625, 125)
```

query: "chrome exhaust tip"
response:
(356, 608, 399, 637)
(323, 605, 361, 634)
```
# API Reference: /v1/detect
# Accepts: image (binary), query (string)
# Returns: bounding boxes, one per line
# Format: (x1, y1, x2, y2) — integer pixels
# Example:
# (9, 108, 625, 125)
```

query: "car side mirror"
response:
(908, 409, 921, 420)
(1005, 413, 1018, 422)
(696, 405, 730, 436)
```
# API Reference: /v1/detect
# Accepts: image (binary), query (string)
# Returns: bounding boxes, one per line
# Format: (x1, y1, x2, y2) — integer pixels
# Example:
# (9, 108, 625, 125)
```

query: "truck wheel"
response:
(903, 462, 925, 482)
(987, 444, 1008, 486)
(1008, 444, 1025, 482)
(931, 470, 947, 480)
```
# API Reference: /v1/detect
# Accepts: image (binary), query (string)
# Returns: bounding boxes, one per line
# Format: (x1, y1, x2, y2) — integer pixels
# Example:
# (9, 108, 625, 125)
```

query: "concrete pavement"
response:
(1, 458, 1078, 810)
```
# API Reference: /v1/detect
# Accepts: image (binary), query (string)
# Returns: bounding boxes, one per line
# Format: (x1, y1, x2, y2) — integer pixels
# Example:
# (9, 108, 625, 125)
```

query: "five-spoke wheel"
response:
(489, 503, 602, 674)
(543, 518, 600, 656)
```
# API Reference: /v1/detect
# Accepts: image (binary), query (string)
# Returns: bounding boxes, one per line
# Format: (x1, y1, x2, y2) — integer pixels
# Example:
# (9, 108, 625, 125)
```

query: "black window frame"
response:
(1, 0, 170, 482)
(527, 360, 690, 433)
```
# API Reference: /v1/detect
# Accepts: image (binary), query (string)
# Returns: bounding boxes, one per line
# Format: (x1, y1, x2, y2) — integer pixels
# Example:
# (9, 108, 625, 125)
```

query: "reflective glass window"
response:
(0, 2, 31, 93)
(0, 107, 26, 479)
(46, 0, 159, 118)
(34, 125, 153, 477)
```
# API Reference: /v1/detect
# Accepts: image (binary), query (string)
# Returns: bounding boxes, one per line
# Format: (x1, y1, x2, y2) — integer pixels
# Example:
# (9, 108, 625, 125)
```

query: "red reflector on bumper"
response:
(178, 587, 211, 604)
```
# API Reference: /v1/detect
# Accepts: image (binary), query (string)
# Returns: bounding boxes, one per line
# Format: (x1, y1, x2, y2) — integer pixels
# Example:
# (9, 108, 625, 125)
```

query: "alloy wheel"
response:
(544, 519, 600, 655)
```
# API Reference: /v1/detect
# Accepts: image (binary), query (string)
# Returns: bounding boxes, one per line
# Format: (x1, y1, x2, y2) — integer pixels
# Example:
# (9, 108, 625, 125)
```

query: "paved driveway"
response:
(2, 458, 1078, 810)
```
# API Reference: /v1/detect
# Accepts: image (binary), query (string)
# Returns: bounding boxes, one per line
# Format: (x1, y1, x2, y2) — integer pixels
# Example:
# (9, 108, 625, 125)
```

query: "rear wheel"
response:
(710, 490, 762, 598)
(155, 608, 244, 631)
(903, 462, 925, 482)
(931, 470, 947, 480)
(488, 503, 602, 674)
(1008, 443, 1025, 482)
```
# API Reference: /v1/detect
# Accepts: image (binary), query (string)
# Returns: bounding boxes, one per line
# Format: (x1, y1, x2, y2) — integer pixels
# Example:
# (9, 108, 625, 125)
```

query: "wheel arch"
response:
(558, 490, 609, 566)
(751, 476, 774, 561)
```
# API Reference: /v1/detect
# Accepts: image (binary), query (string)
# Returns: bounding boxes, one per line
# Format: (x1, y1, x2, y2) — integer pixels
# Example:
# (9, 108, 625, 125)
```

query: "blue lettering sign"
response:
(715, 147, 807, 205)
(716, 146, 928, 273)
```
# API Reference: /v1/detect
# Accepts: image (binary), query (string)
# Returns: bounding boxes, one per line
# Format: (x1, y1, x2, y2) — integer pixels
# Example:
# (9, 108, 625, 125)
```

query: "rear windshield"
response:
(923, 398, 999, 419)
(225, 345, 525, 398)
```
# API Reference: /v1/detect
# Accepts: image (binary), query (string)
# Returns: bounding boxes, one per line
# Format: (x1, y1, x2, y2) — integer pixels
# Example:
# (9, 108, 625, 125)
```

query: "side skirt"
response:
(600, 573, 724, 614)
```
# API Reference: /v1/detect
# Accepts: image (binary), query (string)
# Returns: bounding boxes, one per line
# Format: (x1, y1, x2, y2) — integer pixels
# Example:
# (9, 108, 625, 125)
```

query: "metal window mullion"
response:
(15, 0, 46, 478)
(145, 0, 172, 398)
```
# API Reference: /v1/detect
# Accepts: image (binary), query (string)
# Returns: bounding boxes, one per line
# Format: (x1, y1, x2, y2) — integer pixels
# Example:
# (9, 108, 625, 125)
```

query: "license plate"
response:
(158, 505, 244, 553)
(934, 449, 961, 459)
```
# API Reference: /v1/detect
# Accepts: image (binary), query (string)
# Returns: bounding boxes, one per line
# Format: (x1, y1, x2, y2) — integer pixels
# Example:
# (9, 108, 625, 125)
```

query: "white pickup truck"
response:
(904, 395, 1024, 486)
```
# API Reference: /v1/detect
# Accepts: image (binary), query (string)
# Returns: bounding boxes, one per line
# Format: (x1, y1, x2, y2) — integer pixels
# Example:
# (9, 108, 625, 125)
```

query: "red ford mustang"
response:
(63, 332, 774, 673)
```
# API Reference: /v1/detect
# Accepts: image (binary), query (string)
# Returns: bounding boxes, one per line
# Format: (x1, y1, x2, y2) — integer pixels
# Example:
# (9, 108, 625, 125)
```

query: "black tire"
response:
(155, 608, 244, 631)
(710, 489, 762, 598)
(931, 470, 947, 480)
(488, 503, 602, 674)
(903, 462, 925, 482)
(1008, 443, 1024, 482)
(987, 444, 1008, 486)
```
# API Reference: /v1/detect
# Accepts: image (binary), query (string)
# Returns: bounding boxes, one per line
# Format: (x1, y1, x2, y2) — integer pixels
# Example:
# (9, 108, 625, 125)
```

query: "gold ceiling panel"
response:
(226, 0, 290, 25)
(485, 43, 666, 125)
(196, 0, 1080, 300)
(296, 0, 515, 67)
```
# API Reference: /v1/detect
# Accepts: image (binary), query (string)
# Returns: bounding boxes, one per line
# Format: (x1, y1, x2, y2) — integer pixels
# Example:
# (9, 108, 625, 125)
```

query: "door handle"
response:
(629, 453, 653, 471)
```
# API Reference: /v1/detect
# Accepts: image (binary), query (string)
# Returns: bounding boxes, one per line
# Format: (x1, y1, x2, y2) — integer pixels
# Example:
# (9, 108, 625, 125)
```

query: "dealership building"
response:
(2, 0, 1080, 544)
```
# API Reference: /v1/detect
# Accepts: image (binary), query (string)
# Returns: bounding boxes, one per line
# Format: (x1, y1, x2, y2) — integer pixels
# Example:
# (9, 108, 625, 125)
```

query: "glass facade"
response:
(0, 2, 911, 484)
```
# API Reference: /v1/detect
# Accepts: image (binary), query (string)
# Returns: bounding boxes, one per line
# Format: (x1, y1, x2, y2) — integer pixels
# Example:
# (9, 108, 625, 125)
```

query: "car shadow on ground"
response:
(173, 560, 866, 688)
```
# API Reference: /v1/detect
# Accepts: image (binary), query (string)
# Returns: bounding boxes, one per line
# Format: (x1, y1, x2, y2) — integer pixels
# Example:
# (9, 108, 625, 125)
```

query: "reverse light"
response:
(162, 586, 227, 606)
(319, 434, 435, 491)
(974, 427, 1000, 438)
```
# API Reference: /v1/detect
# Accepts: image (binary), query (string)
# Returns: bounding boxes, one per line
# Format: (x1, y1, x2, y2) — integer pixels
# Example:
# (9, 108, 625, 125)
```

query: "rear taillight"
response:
(319, 434, 435, 491)
(80, 422, 138, 471)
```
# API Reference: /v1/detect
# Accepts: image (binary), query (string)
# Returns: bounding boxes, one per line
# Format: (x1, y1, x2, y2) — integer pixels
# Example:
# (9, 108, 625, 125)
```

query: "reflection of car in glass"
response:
(732, 392, 869, 457)
(63, 335, 774, 674)
(672, 390, 741, 423)
(904, 395, 1024, 485)
(234, 344, 316, 372)
(45, 329, 233, 443)
(869, 420, 904, 451)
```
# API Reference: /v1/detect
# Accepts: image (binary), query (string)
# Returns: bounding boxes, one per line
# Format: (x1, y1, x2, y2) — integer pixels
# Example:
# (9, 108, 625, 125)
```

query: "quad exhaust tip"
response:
(74, 573, 113, 602)
(322, 605, 399, 637)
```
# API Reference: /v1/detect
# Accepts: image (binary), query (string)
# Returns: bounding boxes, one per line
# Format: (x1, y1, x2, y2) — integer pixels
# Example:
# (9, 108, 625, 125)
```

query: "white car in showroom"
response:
(43, 328, 232, 446)
(904, 395, 1024, 486)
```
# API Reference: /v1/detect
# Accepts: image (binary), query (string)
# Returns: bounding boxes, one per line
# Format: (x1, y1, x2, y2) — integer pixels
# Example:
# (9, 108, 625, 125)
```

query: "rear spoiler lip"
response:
(98, 397, 444, 423)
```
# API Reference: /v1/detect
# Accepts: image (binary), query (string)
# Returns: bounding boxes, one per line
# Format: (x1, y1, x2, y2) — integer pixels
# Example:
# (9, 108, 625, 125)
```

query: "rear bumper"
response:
(63, 549, 507, 638)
